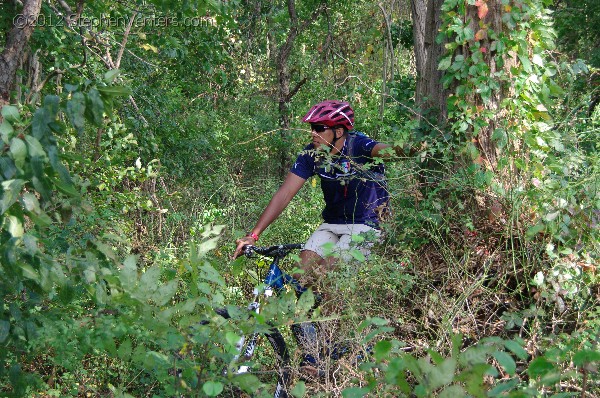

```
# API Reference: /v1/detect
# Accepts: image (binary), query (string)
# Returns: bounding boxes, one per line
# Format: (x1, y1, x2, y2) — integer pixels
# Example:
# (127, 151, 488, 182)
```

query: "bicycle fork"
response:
(231, 295, 291, 398)
(232, 301, 260, 374)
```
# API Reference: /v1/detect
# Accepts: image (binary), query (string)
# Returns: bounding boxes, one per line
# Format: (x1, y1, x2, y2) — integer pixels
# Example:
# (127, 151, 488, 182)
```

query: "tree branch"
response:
(286, 77, 307, 102)
(115, 11, 137, 69)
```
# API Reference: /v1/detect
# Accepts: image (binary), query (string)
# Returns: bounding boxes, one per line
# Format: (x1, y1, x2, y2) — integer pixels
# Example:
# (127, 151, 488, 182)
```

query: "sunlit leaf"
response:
(1, 105, 20, 123)
(291, 381, 306, 397)
(1, 179, 25, 214)
(0, 120, 13, 143)
(9, 137, 27, 169)
(7, 215, 24, 237)
(225, 331, 241, 347)
(104, 69, 121, 83)
(202, 381, 224, 396)
(493, 351, 516, 375)
(349, 249, 366, 262)
(374, 340, 392, 361)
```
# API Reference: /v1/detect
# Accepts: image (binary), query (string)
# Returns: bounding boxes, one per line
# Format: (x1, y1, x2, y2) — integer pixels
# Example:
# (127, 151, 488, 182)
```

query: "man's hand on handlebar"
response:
(232, 235, 256, 259)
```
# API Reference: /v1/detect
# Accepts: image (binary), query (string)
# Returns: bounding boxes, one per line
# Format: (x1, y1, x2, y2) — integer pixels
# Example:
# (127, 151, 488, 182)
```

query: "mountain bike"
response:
(215, 243, 312, 398)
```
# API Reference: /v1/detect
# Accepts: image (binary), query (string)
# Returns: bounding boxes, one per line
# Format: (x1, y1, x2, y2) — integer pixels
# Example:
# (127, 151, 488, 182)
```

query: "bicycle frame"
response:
(230, 244, 308, 398)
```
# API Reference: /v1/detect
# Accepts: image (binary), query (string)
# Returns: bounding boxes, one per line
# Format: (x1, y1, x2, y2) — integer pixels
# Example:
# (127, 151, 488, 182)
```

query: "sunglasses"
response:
(311, 124, 330, 133)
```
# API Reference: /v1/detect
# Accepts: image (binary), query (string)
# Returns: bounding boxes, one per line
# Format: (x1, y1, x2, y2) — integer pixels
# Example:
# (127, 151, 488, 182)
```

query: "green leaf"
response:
(31, 107, 49, 139)
(426, 358, 456, 390)
(349, 249, 366, 262)
(104, 69, 121, 83)
(439, 385, 465, 398)
(140, 266, 161, 294)
(87, 89, 105, 126)
(0, 158, 17, 180)
(199, 234, 220, 253)
(54, 179, 79, 197)
(199, 263, 226, 286)
(342, 387, 371, 398)
(0, 320, 10, 343)
(363, 326, 395, 343)
(1, 105, 21, 123)
(532, 54, 544, 67)
(492, 351, 516, 375)
(504, 340, 528, 360)
(7, 215, 24, 237)
(43, 95, 60, 119)
(0, 120, 14, 143)
(145, 351, 170, 369)
(487, 379, 519, 397)
(66, 92, 86, 134)
(291, 381, 306, 397)
(527, 357, 555, 378)
(1, 179, 26, 214)
(526, 222, 545, 239)
(351, 234, 365, 243)
(24, 136, 46, 158)
(154, 280, 178, 306)
(573, 350, 600, 366)
(202, 381, 224, 396)
(359, 317, 388, 330)
(296, 289, 315, 314)
(121, 255, 138, 288)
(20, 263, 39, 281)
(97, 86, 133, 97)
(9, 138, 27, 169)
(118, 339, 133, 360)
(225, 331, 241, 347)
(22, 192, 52, 227)
(374, 340, 392, 361)
(438, 56, 452, 71)
(518, 54, 532, 73)
(233, 373, 263, 393)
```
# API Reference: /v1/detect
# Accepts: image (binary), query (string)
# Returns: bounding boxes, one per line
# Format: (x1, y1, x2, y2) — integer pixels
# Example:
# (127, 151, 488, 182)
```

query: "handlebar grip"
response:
(243, 245, 257, 257)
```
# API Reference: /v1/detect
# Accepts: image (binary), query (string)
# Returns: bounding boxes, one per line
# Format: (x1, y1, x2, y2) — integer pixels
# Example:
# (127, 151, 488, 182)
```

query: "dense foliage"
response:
(1, 0, 598, 397)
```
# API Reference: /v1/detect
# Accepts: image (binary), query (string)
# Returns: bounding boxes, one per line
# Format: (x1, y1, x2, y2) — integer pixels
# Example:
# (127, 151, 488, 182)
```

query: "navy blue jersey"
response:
(290, 132, 389, 227)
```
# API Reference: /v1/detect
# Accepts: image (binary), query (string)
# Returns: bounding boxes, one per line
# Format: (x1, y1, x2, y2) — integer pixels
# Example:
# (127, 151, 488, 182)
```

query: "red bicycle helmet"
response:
(302, 100, 354, 130)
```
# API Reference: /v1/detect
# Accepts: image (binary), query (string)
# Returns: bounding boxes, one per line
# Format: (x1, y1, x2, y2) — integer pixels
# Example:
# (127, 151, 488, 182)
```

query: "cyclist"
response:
(233, 100, 409, 276)
(233, 100, 411, 376)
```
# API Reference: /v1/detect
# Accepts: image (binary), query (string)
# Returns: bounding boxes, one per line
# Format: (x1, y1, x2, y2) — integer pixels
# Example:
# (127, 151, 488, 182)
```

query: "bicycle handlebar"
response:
(243, 244, 303, 259)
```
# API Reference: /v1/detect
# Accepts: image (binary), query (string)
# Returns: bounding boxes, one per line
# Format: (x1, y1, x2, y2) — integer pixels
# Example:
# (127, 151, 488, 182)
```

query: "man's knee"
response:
(294, 249, 327, 287)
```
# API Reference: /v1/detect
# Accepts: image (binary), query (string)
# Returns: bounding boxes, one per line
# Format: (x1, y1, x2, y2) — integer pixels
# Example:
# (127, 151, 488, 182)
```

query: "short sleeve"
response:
(290, 144, 315, 180)
(352, 134, 378, 158)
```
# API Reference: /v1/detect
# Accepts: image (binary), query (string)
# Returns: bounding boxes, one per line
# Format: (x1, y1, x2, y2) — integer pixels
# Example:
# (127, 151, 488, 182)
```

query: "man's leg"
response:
(291, 225, 340, 378)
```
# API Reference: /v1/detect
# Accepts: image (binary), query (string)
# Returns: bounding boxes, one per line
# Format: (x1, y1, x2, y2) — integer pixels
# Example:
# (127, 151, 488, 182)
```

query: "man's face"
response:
(310, 124, 335, 149)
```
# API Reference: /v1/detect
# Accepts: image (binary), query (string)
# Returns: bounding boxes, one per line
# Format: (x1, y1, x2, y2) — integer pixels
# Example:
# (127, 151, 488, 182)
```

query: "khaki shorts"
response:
(303, 223, 381, 261)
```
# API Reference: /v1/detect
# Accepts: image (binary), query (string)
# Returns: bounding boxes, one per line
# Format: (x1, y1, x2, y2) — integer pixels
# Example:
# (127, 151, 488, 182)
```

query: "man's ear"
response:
(335, 128, 344, 139)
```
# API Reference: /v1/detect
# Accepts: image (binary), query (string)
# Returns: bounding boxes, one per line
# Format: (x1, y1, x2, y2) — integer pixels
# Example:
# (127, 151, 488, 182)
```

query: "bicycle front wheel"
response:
(217, 308, 292, 398)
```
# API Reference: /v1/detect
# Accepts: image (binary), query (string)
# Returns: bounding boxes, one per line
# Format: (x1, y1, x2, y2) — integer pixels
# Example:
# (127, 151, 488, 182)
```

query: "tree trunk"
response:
(465, 0, 517, 169)
(271, 0, 322, 177)
(411, 0, 447, 124)
(411, 0, 518, 170)
(0, 0, 43, 108)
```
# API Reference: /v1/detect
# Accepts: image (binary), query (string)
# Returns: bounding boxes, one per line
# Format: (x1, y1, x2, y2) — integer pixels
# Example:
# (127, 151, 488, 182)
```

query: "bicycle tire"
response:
(216, 307, 292, 398)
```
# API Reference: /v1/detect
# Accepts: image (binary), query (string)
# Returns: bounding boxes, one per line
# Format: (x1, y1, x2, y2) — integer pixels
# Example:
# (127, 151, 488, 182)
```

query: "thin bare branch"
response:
(115, 11, 137, 69)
